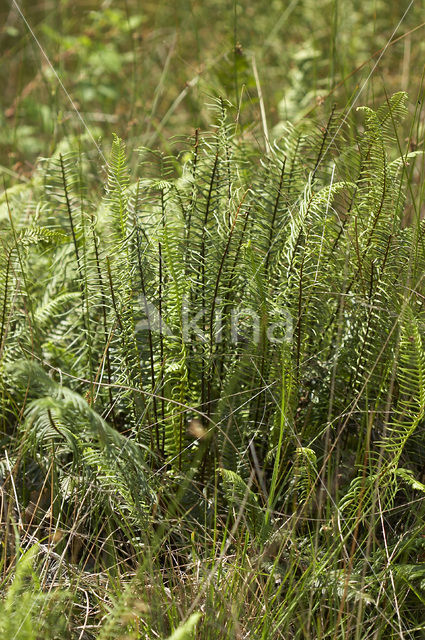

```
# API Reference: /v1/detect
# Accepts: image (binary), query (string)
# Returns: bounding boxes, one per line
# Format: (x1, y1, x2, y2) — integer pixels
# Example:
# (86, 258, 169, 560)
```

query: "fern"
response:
(3, 93, 425, 638)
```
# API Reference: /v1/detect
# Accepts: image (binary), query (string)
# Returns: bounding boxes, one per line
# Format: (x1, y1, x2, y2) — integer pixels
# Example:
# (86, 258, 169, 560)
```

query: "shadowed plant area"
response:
(2, 2, 425, 640)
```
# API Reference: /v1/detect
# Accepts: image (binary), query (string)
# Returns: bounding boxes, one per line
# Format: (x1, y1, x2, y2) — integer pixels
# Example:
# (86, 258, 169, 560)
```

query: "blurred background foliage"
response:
(1, 0, 425, 181)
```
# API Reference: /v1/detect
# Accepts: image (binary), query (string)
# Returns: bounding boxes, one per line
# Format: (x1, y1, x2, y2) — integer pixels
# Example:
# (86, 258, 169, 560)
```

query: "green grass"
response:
(2, 2, 425, 639)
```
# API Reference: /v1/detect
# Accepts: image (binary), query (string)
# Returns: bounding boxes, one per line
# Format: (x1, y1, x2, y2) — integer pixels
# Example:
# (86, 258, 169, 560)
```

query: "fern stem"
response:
(92, 225, 116, 425)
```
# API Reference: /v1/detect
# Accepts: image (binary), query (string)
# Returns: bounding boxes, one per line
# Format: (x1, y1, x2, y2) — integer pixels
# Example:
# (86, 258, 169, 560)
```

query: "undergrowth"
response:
(2, 92, 425, 638)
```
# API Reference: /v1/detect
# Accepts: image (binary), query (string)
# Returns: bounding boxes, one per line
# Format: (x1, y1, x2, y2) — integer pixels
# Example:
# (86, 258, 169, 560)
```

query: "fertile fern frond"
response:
(380, 306, 425, 467)
(105, 134, 130, 241)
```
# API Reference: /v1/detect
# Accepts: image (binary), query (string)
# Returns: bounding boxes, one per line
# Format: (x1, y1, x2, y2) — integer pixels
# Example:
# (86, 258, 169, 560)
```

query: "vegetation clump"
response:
(3, 1, 425, 638)
(1, 90, 425, 638)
